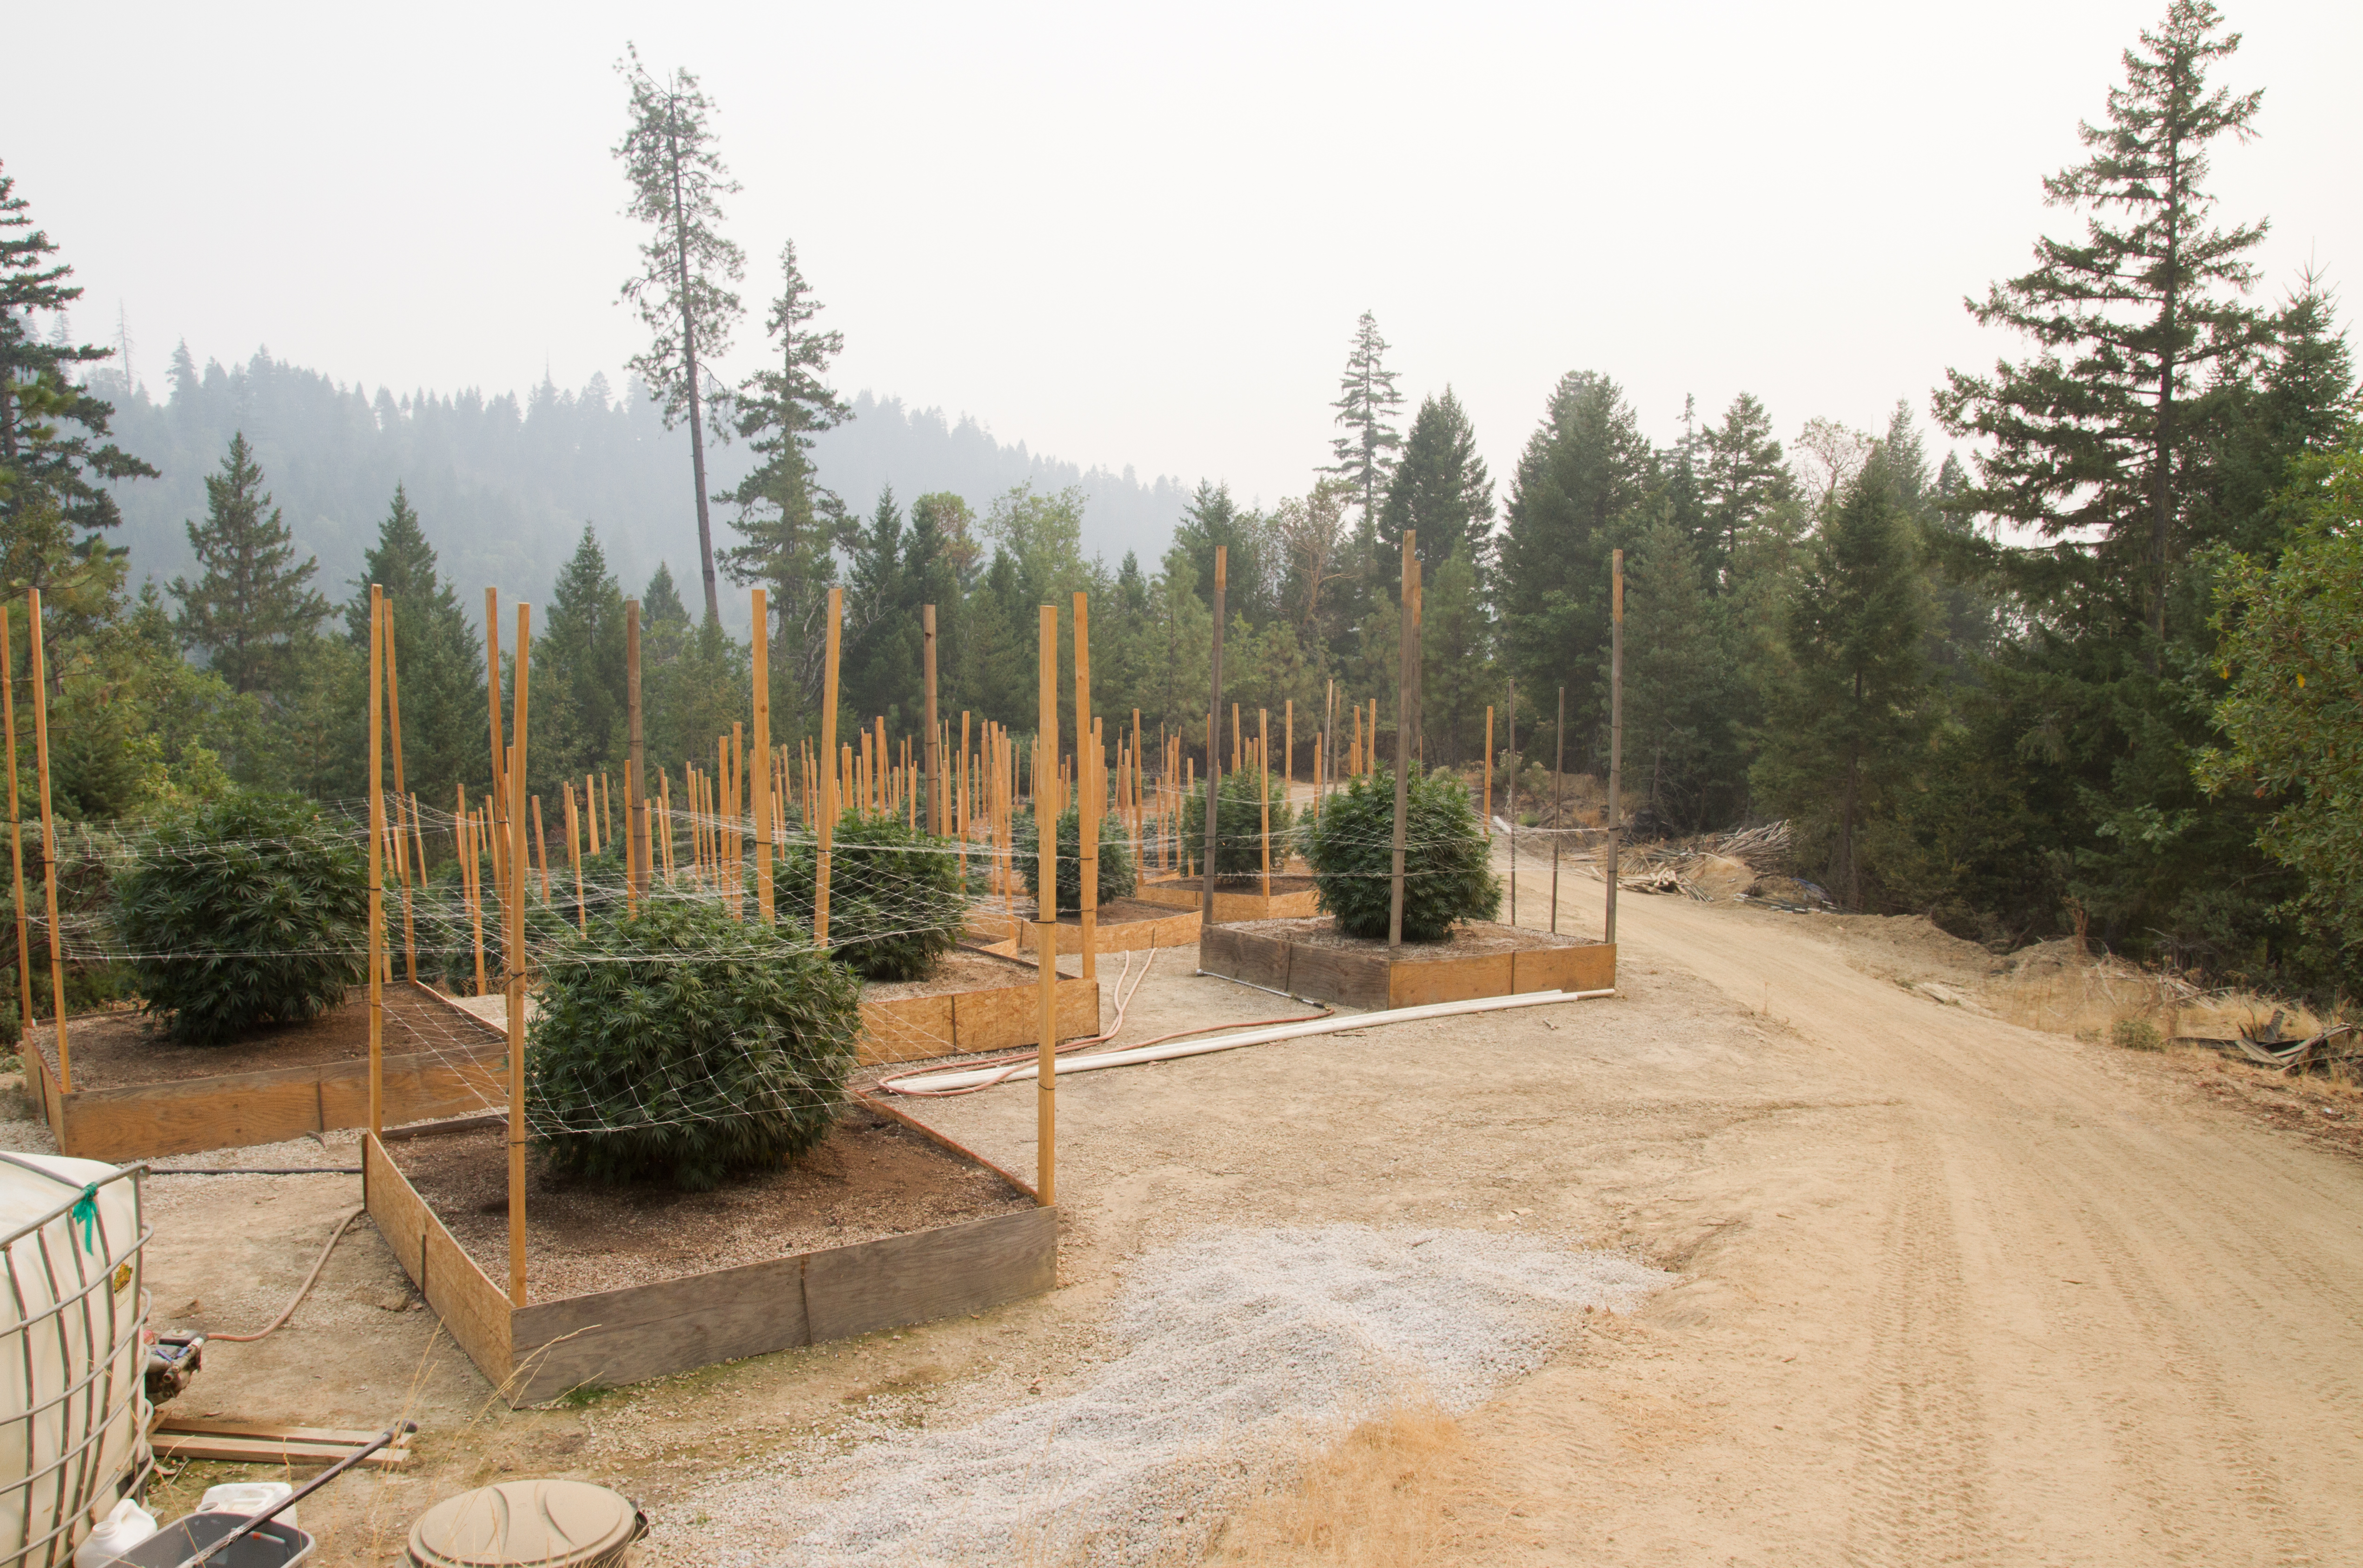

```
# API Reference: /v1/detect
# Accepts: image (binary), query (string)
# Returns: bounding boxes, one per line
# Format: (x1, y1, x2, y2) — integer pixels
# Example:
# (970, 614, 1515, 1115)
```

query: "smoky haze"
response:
(6, 0, 2358, 566)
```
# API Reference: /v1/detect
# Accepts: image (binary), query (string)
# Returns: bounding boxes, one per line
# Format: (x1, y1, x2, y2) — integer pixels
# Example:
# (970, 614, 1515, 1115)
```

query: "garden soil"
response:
(26, 981, 498, 1090)
(1, 853, 2356, 1564)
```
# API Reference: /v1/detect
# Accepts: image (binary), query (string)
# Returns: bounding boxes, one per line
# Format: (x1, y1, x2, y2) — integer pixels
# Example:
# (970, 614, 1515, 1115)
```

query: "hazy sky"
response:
(10, 0, 2358, 518)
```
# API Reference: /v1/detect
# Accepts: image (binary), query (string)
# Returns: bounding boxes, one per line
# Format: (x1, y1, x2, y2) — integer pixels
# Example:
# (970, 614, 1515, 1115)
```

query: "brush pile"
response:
(1612, 821, 1794, 903)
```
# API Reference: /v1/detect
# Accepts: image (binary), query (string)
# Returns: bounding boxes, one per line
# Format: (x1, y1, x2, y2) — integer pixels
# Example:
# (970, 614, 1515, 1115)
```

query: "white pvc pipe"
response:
(888, 987, 1615, 1093)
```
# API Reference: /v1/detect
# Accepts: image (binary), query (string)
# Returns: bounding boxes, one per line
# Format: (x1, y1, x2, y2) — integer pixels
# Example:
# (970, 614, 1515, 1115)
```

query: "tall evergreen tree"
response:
(1496, 371, 1657, 747)
(341, 485, 484, 803)
(1324, 311, 1405, 526)
(1697, 392, 1793, 587)
(1171, 481, 1272, 624)
(1933, 0, 2268, 659)
(1752, 449, 1932, 909)
(1619, 511, 1745, 828)
(0, 162, 156, 588)
(844, 487, 920, 728)
(536, 526, 629, 788)
(171, 434, 327, 696)
(616, 46, 744, 624)
(1377, 388, 1495, 578)
(723, 238, 853, 727)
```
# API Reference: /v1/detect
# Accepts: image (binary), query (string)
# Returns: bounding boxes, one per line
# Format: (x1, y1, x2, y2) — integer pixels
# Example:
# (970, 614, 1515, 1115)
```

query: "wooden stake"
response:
(627, 599, 649, 905)
(384, 592, 418, 983)
(2, 607, 34, 1053)
(533, 796, 549, 903)
(1608, 550, 1624, 947)
(1484, 707, 1494, 840)
(1201, 548, 1225, 928)
(506, 601, 531, 1309)
(27, 594, 66, 1088)
(460, 785, 486, 993)
(1552, 684, 1566, 934)
(1507, 681, 1517, 926)
(1073, 592, 1097, 980)
(1036, 603, 1059, 1207)
(565, 784, 585, 933)
(1259, 707, 1271, 902)
(369, 585, 385, 1138)
(817, 587, 842, 946)
(1388, 531, 1416, 948)
(484, 589, 506, 830)
(752, 589, 774, 925)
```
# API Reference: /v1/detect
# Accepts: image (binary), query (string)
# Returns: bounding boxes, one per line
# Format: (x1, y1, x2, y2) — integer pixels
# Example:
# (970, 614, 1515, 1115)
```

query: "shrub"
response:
(1299, 767, 1500, 941)
(527, 899, 862, 1190)
(113, 790, 369, 1044)
(1182, 767, 1295, 882)
(419, 846, 598, 995)
(779, 812, 966, 981)
(1015, 805, 1139, 909)
(2111, 1016, 2164, 1051)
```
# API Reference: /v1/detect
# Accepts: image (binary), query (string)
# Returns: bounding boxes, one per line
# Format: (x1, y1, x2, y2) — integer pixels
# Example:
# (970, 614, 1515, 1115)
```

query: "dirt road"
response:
(1455, 862, 2363, 1565)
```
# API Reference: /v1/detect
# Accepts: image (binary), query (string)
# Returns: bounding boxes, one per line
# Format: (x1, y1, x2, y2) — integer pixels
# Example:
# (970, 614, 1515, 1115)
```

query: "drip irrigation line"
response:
(206, 1205, 366, 1343)
(146, 1167, 363, 1177)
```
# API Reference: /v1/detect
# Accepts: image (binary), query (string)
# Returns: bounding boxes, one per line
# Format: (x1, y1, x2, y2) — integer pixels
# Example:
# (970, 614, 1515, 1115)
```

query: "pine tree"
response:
(1752, 448, 1931, 909)
(1377, 388, 1496, 579)
(844, 488, 919, 728)
(616, 46, 745, 624)
(537, 526, 629, 787)
(1618, 510, 1744, 827)
(1418, 543, 1494, 764)
(0, 162, 156, 570)
(340, 485, 485, 803)
(1696, 392, 1793, 587)
(723, 238, 853, 726)
(642, 561, 690, 628)
(1171, 481, 1271, 624)
(171, 434, 328, 696)
(1496, 371, 1657, 746)
(1933, 0, 2269, 660)
(1324, 311, 1405, 525)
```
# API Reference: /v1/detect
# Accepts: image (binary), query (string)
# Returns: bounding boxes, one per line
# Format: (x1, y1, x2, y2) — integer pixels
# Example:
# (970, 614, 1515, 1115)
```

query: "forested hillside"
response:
(89, 356, 1189, 623)
(2, 1, 2358, 1003)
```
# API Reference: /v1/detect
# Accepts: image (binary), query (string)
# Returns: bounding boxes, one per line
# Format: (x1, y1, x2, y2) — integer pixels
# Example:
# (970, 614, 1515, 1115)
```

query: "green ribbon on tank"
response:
(69, 1182, 100, 1252)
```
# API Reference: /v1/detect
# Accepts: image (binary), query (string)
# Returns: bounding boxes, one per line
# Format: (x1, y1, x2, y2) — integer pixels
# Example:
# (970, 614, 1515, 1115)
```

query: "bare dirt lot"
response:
(4, 849, 2357, 1564)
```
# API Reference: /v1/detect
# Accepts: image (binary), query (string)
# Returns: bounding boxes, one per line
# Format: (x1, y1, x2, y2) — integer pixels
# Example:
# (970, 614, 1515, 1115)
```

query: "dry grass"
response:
(1204, 1398, 1524, 1568)
(1986, 939, 2337, 1050)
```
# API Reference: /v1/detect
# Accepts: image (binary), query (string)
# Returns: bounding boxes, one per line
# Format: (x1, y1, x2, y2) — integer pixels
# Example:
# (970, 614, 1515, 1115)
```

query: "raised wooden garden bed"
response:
(857, 949, 1101, 1066)
(21, 982, 508, 1162)
(1200, 917, 1615, 1009)
(1133, 874, 1323, 923)
(1013, 896, 1203, 954)
(362, 1101, 1057, 1406)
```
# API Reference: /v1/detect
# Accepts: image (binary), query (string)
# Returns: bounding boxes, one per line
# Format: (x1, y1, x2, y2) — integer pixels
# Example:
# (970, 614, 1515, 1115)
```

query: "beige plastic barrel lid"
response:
(408, 1479, 641, 1567)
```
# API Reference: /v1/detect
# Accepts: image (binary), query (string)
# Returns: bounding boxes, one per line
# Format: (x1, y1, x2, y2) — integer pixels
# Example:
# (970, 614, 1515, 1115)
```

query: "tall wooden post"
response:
(1035, 604, 1059, 1206)
(2, 608, 33, 1053)
(1284, 700, 1293, 807)
(368, 586, 385, 1138)
(484, 589, 506, 830)
(751, 589, 774, 925)
(1483, 707, 1495, 843)
(1607, 551, 1624, 947)
(533, 798, 549, 902)
(923, 605, 942, 836)
(1200, 547, 1226, 931)
(1073, 593, 1097, 980)
(1388, 532, 1416, 948)
(628, 600, 649, 906)
(506, 602, 532, 1307)
(26, 594, 66, 1086)
(1506, 681, 1517, 927)
(817, 587, 843, 946)
(1258, 709, 1272, 902)
(384, 595, 418, 983)
(1551, 686, 1566, 934)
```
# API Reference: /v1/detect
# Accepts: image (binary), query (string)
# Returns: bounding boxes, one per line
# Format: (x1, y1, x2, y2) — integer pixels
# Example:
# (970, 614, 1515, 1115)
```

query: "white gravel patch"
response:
(684, 1224, 1668, 1567)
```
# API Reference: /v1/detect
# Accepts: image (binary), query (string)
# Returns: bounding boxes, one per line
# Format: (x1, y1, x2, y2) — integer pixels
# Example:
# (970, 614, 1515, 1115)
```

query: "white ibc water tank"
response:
(0, 1153, 151, 1568)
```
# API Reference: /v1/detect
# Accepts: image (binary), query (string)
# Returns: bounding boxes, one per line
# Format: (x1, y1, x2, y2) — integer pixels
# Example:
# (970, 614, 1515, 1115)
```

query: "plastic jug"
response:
(197, 1482, 298, 1530)
(74, 1495, 157, 1566)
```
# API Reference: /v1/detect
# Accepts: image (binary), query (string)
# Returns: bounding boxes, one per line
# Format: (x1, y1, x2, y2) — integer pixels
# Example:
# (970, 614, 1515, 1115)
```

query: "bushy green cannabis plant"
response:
(1298, 767, 1500, 941)
(527, 899, 862, 1190)
(1015, 803, 1139, 910)
(779, 811, 966, 982)
(113, 789, 370, 1043)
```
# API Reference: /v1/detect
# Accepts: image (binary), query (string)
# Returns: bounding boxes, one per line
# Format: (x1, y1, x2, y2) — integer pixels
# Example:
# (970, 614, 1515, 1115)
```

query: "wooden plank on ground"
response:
(508, 1253, 813, 1406)
(154, 1417, 413, 1448)
(804, 1206, 1059, 1343)
(1389, 952, 1513, 1008)
(1284, 943, 1388, 1010)
(152, 1432, 410, 1469)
